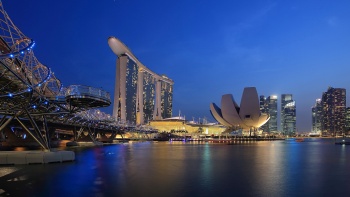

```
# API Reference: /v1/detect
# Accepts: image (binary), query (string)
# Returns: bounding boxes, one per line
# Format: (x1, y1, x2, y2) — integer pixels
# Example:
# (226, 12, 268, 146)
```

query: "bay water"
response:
(1, 138, 350, 197)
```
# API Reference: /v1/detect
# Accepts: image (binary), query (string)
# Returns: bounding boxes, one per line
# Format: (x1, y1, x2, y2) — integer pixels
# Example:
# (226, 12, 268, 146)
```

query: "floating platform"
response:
(0, 150, 75, 165)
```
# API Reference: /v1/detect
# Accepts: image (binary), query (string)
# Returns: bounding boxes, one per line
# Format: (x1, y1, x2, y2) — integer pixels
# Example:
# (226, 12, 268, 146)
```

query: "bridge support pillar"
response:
(73, 126, 77, 141)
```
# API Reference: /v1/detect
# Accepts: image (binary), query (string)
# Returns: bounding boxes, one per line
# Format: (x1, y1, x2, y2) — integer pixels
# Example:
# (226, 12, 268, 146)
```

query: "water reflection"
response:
(1, 139, 350, 196)
(200, 144, 212, 189)
(250, 142, 285, 196)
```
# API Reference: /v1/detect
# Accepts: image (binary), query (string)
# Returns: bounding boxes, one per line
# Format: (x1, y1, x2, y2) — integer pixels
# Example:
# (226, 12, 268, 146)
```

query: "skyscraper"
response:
(281, 94, 296, 136)
(311, 99, 322, 134)
(108, 37, 174, 125)
(321, 87, 346, 136)
(267, 95, 278, 133)
(160, 77, 173, 119)
(259, 95, 268, 132)
(140, 70, 156, 123)
(260, 95, 278, 133)
(345, 107, 350, 135)
(115, 54, 138, 124)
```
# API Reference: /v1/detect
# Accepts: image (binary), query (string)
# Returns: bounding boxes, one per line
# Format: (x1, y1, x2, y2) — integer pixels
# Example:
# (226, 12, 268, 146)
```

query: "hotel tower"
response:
(108, 37, 174, 125)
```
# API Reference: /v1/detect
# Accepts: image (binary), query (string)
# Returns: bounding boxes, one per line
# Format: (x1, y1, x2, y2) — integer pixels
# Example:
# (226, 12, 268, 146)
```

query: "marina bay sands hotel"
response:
(108, 37, 174, 125)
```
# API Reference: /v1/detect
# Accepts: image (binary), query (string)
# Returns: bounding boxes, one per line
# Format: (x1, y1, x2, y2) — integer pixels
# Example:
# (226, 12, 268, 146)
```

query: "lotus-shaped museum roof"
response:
(210, 87, 269, 130)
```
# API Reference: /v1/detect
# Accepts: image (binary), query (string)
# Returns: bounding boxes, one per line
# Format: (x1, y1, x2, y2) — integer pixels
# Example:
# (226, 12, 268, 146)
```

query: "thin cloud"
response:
(232, 2, 276, 34)
(221, 3, 276, 65)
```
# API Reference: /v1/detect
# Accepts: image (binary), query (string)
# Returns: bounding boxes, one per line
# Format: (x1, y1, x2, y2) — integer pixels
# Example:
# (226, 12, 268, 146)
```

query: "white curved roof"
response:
(108, 36, 173, 84)
(210, 103, 232, 127)
(221, 94, 244, 127)
(239, 87, 260, 125)
(209, 87, 270, 130)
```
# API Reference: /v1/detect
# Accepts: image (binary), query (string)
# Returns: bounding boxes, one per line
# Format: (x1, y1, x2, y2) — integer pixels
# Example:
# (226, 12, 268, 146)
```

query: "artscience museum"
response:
(210, 87, 270, 135)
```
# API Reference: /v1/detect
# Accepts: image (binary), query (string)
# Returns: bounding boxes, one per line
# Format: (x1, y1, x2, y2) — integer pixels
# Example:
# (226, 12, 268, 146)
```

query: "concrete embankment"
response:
(0, 150, 75, 165)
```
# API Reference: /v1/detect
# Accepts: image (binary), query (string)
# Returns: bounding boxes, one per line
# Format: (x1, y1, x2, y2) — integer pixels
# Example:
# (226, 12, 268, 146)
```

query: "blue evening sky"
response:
(4, 0, 350, 132)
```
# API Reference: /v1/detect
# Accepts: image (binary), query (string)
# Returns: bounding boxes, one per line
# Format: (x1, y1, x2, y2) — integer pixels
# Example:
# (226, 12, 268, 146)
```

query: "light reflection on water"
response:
(1, 139, 350, 197)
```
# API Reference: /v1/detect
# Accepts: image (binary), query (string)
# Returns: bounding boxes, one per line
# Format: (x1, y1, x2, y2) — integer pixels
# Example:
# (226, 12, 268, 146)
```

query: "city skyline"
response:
(4, 0, 350, 132)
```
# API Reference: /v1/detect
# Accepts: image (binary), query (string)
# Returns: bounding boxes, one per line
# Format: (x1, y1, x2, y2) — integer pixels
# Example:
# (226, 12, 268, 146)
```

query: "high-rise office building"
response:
(345, 107, 350, 135)
(311, 99, 322, 134)
(108, 37, 174, 125)
(281, 94, 296, 136)
(260, 95, 278, 133)
(259, 95, 267, 112)
(259, 95, 268, 132)
(321, 87, 346, 135)
(266, 95, 278, 133)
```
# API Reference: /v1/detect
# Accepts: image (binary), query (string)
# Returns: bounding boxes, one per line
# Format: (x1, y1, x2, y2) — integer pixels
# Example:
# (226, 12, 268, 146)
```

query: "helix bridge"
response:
(0, 1, 153, 151)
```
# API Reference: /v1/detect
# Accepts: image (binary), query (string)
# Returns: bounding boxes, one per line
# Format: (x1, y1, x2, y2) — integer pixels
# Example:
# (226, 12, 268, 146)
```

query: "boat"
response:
(295, 138, 304, 142)
(335, 139, 350, 145)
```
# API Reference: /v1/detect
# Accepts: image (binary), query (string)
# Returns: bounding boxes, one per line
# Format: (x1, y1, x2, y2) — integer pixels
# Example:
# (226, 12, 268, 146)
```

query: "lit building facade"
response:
(346, 107, 350, 135)
(142, 71, 156, 123)
(149, 119, 226, 135)
(311, 99, 322, 134)
(259, 95, 278, 133)
(321, 87, 346, 135)
(259, 96, 268, 132)
(108, 37, 174, 125)
(266, 95, 278, 133)
(160, 79, 173, 119)
(281, 94, 296, 136)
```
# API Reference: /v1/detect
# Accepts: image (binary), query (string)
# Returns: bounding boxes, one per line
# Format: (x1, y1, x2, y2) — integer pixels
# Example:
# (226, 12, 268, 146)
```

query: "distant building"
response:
(346, 107, 350, 135)
(259, 95, 268, 132)
(260, 95, 278, 133)
(149, 118, 226, 135)
(321, 87, 346, 136)
(108, 37, 174, 125)
(345, 107, 350, 135)
(281, 94, 296, 136)
(266, 95, 278, 133)
(311, 99, 322, 134)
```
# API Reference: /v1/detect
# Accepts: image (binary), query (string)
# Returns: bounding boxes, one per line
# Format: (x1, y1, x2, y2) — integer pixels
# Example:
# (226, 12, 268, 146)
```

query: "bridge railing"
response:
(65, 85, 111, 102)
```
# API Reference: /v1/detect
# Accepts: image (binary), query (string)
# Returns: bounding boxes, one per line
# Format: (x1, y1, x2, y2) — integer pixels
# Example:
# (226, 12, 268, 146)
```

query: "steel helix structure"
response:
(0, 4, 62, 105)
(0, 1, 113, 150)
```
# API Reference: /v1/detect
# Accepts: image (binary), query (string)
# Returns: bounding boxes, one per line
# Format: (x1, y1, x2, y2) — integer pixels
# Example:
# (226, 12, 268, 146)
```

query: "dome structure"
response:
(210, 87, 270, 131)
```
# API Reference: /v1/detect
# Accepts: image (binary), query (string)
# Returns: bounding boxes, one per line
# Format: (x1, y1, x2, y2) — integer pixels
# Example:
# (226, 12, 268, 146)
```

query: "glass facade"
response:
(281, 94, 296, 136)
(259, 95, 278, 133)
(321, 87, 346, 136)
(346, 107, 350, 135)
(160, 80, 173, 119)
(125, 56, 138, 123)
(111, 38, 174, 125)
(267, 95, 278, 133)
(142, 72, 156, 123)
(259, 96, 268, 132)
(311, 99, 322, 134)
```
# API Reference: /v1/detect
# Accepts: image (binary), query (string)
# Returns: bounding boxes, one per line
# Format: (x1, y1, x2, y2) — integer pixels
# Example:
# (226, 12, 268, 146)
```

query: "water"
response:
(1, 138, 350, 197)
